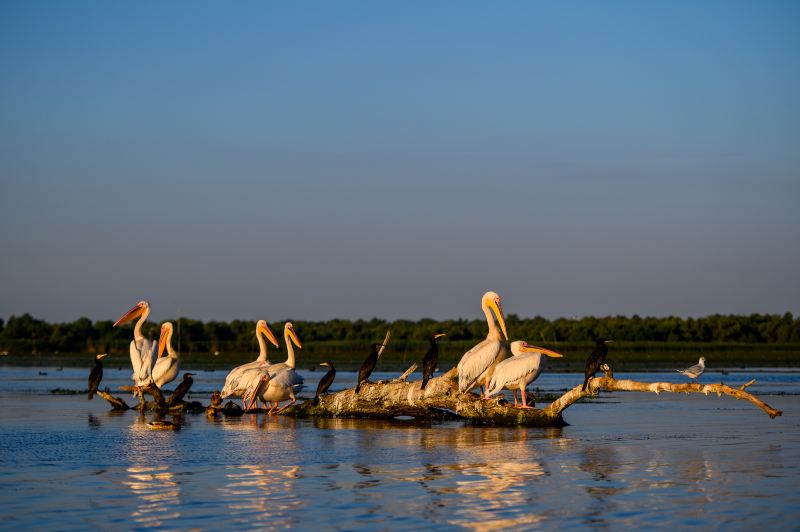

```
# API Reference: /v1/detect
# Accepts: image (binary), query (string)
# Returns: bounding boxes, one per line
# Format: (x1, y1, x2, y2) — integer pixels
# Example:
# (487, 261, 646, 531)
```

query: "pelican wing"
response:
(221, 361, 270, 398)
(133, 340, 158, 386)
(487, 353, 543, 396)
(457, 339, 503, 393)
(153, 356, 179, 388)
(270, 366, 304, 389)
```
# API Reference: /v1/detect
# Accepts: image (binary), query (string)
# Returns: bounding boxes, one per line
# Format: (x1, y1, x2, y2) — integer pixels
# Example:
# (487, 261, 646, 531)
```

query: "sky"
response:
(1, 1, 799, 323)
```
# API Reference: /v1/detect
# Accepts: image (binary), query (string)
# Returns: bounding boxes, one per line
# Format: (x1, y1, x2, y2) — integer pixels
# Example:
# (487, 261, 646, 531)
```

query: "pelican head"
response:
(482, 291, 508, 341)
(158, 322, 174, 358)
(511, 340, 564, 358)
(113, 300, 150, 327)
(256, 320, 280, 348)
(95, 353, 108, 361)
(285, 322, 302, 349)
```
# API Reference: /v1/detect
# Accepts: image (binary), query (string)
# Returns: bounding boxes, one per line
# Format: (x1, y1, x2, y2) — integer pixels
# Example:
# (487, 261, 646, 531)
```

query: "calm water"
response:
(0, 367, 798, 530)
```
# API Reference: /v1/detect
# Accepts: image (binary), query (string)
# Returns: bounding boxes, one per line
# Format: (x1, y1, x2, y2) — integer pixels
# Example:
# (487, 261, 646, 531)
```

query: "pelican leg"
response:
(276, 396, 296, 414)
(512, 389, 518, 407)
(517, 386, 534, 409)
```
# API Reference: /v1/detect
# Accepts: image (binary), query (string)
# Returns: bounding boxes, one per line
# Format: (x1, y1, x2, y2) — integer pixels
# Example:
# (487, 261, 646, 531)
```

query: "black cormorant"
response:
(87, 353, 108, 400)
(355, 344, 383, 393)
(421, 333, 446, 390)
(313, 361, 336, 404)
(581, 338, 613, 392)
(168, 373, 194, 405)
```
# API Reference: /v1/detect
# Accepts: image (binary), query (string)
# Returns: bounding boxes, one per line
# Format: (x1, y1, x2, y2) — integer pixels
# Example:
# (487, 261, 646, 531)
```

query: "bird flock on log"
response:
(88, 292, 709, 412)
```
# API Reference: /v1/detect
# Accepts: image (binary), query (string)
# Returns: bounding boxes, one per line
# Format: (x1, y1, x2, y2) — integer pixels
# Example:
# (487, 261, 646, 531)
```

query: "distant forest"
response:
(1, 312, 799, 355)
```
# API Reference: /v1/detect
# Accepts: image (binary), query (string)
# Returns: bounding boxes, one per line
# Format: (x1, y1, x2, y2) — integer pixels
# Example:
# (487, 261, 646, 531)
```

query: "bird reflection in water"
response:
(219, 465, 302, 527)
(123, 465, 181, 527)
(578, 445, 624, 527)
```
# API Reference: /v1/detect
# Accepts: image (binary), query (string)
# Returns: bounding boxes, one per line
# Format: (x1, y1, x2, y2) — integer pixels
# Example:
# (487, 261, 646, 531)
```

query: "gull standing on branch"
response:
(677, 357, 706, 383)
(457, 291, 509, 398)
(486, 341, 564, 409)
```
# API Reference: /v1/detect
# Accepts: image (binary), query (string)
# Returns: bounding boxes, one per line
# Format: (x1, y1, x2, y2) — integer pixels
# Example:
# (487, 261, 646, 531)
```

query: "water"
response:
(0, 367, 798, 530)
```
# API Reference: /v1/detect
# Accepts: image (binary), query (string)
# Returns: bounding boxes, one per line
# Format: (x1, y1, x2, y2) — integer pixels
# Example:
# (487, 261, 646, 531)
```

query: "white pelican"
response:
(220, 320, 279, 407)
(249, 322, 305, 413)
(152, 322, 179, 389)
(677, 357, 706, 383)
(114, 300, 158, 394)
(486, 341, 564, 409)
(457, 291, 509, 398)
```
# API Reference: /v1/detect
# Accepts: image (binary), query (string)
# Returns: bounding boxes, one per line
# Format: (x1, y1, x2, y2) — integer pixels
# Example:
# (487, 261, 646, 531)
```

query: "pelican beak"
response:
(113, 303, 144, 327)
(258, 322, 280, 348)
(158, 329, 168, 358)
(488, 299, 508, 341)
(288, 326, 303, 349)
(434, 333, 447, 340)
(521, 343, 564, 358)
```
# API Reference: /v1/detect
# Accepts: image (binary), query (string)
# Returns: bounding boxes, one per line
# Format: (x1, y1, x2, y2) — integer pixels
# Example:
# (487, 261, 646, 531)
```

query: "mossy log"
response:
(281, 367, 782, 426)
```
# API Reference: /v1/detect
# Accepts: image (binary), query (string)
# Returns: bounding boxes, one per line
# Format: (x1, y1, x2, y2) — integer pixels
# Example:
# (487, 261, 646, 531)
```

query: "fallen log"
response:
(281, 366, 783, 426)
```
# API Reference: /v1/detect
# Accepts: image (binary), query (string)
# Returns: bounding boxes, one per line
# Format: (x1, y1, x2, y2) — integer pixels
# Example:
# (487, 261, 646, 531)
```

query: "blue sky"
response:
(1, 1, 799, 322)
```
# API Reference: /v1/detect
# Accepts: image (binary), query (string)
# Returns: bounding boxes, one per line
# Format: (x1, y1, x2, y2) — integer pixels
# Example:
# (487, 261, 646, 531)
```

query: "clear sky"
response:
(1, 1, 799, 323)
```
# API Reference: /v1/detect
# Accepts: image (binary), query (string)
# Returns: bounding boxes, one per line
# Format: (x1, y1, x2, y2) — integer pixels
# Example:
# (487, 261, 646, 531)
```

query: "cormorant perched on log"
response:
(88, 353, 108, 400)
(421, 333, 446, 390)
(168, 373, 194, 405)
(313, 361, 336, 404)
(356, 344, 384, 393)
(582, 338, 613, 392)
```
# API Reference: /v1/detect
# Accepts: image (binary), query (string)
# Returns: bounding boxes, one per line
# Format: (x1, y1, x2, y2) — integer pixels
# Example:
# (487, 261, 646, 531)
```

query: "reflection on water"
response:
(220, 465, 303, 528)
(0, 381, 798, 529)
(124, 465, 181, 527)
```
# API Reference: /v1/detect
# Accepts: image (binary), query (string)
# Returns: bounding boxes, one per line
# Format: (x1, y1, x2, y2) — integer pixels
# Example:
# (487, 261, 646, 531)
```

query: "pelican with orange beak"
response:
(220, 320, 279, 408)
(152, 322, 180, 389)
(457, 291, 509, 398)
(253, 322, 305, 412)
(486, 340, 564, 409)
(113, 300, 158, 393)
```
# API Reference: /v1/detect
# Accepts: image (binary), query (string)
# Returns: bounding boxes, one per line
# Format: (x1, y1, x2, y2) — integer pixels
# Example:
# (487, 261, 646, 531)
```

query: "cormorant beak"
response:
(520, 343, 564, 358)
(258, 323, 280, 348)
(434, 333, 447, 340)
(97, 353, 108, 360)
(113, 303, 144, 327)
(488, 299, 508, 341)
(605, 339, 614, 344)
(320, 362, 330, 367)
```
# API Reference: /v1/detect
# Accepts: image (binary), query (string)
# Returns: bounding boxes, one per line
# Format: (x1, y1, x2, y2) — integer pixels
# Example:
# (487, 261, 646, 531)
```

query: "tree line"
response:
(0, 312, 798, 355)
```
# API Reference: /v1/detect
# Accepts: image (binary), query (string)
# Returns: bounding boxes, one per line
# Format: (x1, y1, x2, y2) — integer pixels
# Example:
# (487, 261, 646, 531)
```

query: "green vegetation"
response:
(1, 312, 798, 370)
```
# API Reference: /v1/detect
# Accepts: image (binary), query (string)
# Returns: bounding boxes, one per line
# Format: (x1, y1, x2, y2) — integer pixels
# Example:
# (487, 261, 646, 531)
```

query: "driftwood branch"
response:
(96, 390, 130, 410)
(282, 367, 783, 426)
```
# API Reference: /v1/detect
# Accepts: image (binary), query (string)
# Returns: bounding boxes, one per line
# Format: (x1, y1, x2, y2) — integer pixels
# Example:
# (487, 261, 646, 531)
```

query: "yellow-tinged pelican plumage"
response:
(486, 341, 564, 409)
(152, 322, 180, 389)
(220, 320, 279, 407)
(251, 322, 305, 413)
(113, 300, 158, 393)
(457, 291, 509, 397)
